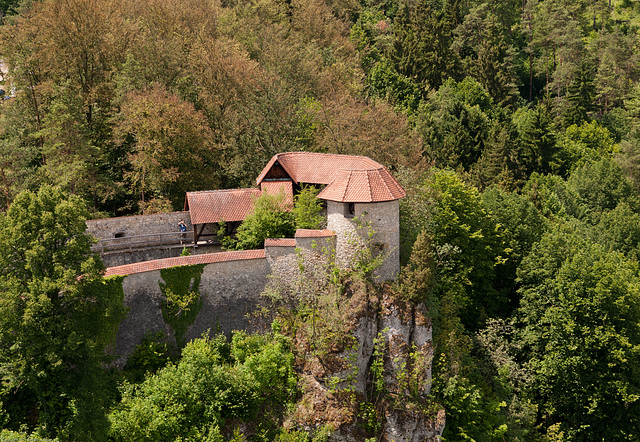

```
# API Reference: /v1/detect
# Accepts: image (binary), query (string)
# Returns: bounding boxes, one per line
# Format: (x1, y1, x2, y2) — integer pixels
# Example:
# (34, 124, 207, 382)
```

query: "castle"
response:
(86, 152, 406, 364)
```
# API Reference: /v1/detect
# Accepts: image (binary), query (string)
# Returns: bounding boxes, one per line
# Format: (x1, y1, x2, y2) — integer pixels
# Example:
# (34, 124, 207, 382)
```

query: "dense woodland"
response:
(1, 0, 640, 440)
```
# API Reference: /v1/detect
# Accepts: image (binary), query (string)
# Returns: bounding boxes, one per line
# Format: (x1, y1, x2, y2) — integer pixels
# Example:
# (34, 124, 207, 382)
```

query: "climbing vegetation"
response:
(159, 264, 205, 348)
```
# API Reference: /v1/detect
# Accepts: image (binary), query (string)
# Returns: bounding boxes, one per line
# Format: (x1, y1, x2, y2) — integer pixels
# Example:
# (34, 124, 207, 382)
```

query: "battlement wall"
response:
(111, 232, 336, 366)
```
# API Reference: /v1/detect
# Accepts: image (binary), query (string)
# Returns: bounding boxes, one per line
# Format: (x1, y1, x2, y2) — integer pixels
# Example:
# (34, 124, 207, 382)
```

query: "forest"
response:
(1, 0, 640, 440)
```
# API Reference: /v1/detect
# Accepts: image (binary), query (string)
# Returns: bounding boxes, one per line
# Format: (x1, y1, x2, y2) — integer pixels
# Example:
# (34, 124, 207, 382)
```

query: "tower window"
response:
(345, 202, 355, 218)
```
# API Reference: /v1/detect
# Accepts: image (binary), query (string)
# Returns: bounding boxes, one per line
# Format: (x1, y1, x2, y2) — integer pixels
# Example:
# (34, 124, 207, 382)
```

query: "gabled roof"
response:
(257, 152, 382, 186)
(257, 152, 405, 203)
(185, 181, 293, 225)
(260, 180, 293, 197)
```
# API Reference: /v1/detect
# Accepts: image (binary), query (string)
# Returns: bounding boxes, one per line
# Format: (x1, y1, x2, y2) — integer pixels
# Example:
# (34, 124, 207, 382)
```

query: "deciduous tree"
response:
(0, 186, 126, 439)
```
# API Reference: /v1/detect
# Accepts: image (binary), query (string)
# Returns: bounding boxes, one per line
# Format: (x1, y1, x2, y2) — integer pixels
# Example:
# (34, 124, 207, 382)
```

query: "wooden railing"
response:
(91, 232, 194, 254)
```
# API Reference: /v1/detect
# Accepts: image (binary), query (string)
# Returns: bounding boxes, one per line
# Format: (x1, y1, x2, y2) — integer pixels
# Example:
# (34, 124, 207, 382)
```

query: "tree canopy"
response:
(0, 186, 127, 439)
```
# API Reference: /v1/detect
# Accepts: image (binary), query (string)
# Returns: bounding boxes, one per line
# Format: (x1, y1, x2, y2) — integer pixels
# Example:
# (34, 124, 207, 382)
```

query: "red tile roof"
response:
(104, 249, 266, 277)
(185, 181, 294, 226)
(257, 152, 405, 203)
(257, 152, 382, 185)
(317, 169, 406, 203)
(260, 180, 293, 197)
(295, 229, 335, 238)
(186, 188, 260, 225)
(264, 238, 296, 247)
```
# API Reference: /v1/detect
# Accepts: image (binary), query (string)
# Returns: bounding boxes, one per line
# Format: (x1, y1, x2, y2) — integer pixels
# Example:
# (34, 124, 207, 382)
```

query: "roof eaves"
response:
(256, 154, 280, 185)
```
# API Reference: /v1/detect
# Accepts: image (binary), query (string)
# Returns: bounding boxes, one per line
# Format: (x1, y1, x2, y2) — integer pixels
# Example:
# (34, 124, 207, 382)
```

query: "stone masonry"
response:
(110, 231, 335, 366)
(327, 199, 400, 281)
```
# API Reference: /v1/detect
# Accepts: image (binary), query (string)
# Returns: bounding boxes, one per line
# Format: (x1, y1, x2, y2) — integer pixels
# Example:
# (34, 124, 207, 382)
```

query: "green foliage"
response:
(0, 186, 127, 439)
(590, 202, 640, 260)
(366, 60, 421, 111)
(293, 185, 324, 230)
(482, 187, 547, 312)
(439, 374, 508, 442)
(224, 191, 295, 250)
(109, 332, 297, 441)
(124, 331, 176, 384)
(453, 4, 520, 107)
(555, 121, 616, 176)
(562, 60, 596, 127)
(159, 264, 205, 348)
(522, 172, 581, 219)
(415, 78, 493, 172)
(513, 102, 558, 176)
(428, 169, 504, 328)
(392, 0, 461, 93)
(397, 230, 436, 306)
(517, 227, 640, 440)
(566, 157, 639, 216)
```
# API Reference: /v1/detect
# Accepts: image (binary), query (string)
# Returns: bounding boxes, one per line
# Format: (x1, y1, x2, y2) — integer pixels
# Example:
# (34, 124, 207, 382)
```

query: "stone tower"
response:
(256, 152, 406, 280)
(318, 168, 404, 281)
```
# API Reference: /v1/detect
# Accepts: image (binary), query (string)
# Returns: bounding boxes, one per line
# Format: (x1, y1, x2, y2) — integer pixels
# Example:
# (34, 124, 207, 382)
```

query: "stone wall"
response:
(87, 212, 226, 267)
(87, 211, 192, 240)
(112, 231, 336, 366)
(326, 200, 400, 281)
(113, 254, 270, 366)
(99, 243, 222, 268)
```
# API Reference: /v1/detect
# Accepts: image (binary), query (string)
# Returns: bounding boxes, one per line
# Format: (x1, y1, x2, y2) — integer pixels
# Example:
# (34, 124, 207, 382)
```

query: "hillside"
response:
(1, 0, 640, 440)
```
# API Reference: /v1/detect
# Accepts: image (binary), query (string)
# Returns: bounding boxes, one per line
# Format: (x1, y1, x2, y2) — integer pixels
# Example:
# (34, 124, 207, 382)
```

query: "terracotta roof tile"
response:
(256, 152, 382, 186)
(260, 181, 294, 210)
(186, 181, 294, 226)
(264, 238, 296, 247)
(104, 249, 266, 277)
(186, 189, 260, 225)
(258, 152, 405, 202)
(343, 170, 374, 202)
(260, 180, 293, 197)
(295, 229, 335, 238)
(318, 168, 406, 203)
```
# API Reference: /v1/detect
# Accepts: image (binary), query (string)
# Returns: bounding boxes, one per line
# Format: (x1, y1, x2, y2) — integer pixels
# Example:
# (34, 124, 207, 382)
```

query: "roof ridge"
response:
(342, 170, 352, 202)
(366, 170, 374, 202)
(277, 151, 382, 166)
(187, 188, 259, 195)
(377, 169, 393, 200)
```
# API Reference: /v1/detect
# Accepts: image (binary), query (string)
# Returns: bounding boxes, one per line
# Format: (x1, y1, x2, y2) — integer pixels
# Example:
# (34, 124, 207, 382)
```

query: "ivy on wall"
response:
(159, 264, 206, 348)
(102, 275, 128, 345)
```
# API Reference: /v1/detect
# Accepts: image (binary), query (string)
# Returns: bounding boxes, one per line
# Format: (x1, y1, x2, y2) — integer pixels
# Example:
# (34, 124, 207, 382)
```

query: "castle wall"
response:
(186, 257, 270, 343)
(101, 247, 186, 268)
(115, 270, 172, 365)
(112, 232, 335, 366)
(87, 212, 225, 267)
(87, 211, 192, 240)
(326, 199, 400, 281)
(113, 255, 269, 366)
